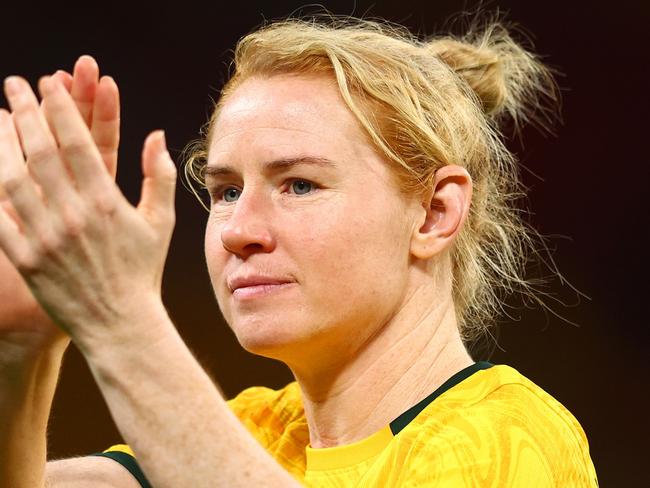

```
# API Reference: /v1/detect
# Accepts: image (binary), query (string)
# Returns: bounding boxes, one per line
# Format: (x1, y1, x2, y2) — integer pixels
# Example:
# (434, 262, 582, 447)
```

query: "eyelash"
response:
(208, 178, 320, 204)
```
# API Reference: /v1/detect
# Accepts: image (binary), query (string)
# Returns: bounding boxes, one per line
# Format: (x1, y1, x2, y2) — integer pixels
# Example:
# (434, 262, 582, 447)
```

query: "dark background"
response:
(1, 1, 647, 485)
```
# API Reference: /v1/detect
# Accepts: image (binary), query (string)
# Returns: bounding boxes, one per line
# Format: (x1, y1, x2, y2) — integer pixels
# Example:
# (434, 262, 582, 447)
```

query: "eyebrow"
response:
(203, 156, 338, 179)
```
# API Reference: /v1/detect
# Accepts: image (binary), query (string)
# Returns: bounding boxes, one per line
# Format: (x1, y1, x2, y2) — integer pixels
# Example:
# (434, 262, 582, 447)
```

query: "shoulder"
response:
(226, 381, 303, 423)
(226, 381, 305, 447)
(461, 364, 590, 445)
(404, 364, 598, 486)
(412, 364, 590, 445)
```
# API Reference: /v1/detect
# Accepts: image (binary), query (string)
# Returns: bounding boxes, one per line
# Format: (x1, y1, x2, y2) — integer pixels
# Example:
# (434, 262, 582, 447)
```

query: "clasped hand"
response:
(0, 74, 177, 352)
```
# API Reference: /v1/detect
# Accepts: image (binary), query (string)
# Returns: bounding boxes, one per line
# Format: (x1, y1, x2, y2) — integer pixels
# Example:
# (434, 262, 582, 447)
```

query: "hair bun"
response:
(427, 38, 505, 115)
(425, 22, 560, 131)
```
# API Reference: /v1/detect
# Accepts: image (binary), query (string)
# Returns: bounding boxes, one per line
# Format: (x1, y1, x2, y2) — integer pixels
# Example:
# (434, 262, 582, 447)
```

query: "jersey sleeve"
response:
(90, 444, 151, 488)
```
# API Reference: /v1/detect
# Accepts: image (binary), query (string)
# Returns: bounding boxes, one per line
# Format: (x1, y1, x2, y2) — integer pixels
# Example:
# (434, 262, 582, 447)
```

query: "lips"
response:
(227, 275, 293, 292)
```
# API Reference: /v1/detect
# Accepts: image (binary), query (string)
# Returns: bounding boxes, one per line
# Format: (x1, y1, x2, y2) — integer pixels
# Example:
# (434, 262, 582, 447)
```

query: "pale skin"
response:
(206, 74, 474, 448)
(0, 61, 300, 487)
(0, 67, 473, 486)
(0, 55, 136, 487)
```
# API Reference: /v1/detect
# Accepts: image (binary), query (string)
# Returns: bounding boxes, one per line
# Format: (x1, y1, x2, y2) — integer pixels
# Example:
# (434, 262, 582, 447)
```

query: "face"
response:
(204, 74, 419, 370)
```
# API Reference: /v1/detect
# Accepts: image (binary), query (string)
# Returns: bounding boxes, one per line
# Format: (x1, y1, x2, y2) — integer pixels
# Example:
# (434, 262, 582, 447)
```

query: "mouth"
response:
(232, 282, 296, 300)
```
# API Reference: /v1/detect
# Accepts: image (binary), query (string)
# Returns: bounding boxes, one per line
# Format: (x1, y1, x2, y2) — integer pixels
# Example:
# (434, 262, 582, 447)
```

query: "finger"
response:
(0, 200, 21, 233)
(45, 71, 75, 182)
(38, 71, 72, 121)
(39, 70, 72, 134)
(4, 77, 79, 209)
(0, 109, 24, 206)
(70, 55, 99, 127)
(137, 131, 177, 228)
(0, 199, 21, 231)
(46, 69, 97, 151)
(39, 71, 72, 113)
(0, 107, 52, 239)
(39, 76, 113, 196)
(0, 203, 30, 265)
(1, 182, 45, 222)
(91, 76, 120, 180)
(0, 109, 27, 196)
(53, 70, 73, 93)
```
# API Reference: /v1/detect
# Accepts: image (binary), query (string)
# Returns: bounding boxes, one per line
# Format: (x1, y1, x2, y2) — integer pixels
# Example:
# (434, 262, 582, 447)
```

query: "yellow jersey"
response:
(98, 361, 598, 486)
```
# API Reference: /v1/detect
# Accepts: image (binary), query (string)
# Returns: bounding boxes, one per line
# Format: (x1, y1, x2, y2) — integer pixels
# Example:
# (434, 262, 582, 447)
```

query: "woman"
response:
(0, 15, 598, 487)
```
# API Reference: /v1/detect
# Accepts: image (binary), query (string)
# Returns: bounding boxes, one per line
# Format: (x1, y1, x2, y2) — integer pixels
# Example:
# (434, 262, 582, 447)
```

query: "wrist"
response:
(76, 297, 175, 366)
(0, 332, 69, 374)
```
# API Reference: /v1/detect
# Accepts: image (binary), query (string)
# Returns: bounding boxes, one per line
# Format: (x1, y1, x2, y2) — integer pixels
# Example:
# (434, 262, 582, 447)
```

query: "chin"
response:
(233, 317, 314, 362)
(233, 317, 292, 353)
(237, 335, 299, 362)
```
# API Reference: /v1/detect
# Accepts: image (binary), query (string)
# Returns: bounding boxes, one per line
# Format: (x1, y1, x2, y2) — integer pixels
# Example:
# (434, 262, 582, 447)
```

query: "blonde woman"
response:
(0, 15, 598, 487)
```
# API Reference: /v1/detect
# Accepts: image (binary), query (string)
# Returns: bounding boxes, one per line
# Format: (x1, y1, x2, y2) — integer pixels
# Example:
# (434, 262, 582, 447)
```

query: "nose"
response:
(220, 189, 276, 258)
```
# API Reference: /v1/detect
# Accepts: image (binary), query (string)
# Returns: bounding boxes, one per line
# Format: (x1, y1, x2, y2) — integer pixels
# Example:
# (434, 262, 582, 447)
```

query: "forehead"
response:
(207, 74, 373, 166)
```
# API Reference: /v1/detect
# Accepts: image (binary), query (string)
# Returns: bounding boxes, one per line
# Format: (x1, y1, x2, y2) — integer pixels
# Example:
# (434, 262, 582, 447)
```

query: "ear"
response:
(410, 165, 472, 260)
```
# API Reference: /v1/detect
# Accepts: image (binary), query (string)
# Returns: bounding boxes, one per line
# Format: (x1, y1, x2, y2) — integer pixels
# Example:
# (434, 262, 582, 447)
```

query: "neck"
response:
(287, 288, 474, 449)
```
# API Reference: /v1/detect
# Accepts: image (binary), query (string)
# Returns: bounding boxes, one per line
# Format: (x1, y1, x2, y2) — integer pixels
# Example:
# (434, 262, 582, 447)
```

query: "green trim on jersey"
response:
(92, 360, 493, 487)
(91, 451, 152, 488)
(389, 360, 494, 435)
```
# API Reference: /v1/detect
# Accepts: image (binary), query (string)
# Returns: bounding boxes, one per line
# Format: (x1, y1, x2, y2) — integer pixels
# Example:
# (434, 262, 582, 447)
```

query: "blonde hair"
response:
(184, 14, 562, 347)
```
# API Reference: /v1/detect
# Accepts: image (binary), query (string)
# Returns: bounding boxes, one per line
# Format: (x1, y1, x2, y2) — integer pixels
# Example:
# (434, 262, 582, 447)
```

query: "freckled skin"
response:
(204, 75, 418, 371)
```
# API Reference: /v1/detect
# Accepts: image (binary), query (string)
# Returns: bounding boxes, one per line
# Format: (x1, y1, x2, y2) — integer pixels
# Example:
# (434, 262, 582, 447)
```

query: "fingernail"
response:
(4, 76, 21, 96)
(100, 75, 116, 87)
(79, 54, 97, 66)
(39, 76, 55, 95)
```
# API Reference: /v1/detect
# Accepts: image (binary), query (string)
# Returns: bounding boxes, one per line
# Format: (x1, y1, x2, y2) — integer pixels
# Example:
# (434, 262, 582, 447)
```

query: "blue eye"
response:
(221, 187, 240, 203)
(290, 180, 313, 195)
(210, 178, 318, 203)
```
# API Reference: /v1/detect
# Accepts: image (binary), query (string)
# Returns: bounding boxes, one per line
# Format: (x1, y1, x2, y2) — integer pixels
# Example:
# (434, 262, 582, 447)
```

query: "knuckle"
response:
(28, 144, 58, 165)
(60, 140, 90, 159)
(60, 204, 86, 237)
(13, 101, 37, 118)
(97, 142, 118, 156)
(1, 172, 28, 196)
(15, 249, 39, 274)
(36, 232, 62, 256)
(91, 194, 117, 215)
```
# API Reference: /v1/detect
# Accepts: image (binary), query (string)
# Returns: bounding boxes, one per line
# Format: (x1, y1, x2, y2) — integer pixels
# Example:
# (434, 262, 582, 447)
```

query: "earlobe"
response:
(410, 165, 472, 260)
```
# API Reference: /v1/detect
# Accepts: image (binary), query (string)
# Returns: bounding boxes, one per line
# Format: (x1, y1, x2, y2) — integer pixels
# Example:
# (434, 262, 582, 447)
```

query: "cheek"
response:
(204, 220, 227, 290)
(204, 219, 240, 326)
(298, 198, 408, 301)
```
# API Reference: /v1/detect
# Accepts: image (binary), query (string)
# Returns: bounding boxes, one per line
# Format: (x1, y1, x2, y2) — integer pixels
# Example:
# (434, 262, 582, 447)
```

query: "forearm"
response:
(82, 303, 301, 488)
(0, 337, 68, 488)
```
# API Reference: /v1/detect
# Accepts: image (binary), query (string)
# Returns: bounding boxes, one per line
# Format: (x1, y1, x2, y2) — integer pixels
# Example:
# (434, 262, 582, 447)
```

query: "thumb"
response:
(137, 130, 177, 229)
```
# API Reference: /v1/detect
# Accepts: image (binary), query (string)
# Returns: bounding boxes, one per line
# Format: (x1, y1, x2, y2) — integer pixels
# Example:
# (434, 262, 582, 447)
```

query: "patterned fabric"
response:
(101, 362, 598, 486)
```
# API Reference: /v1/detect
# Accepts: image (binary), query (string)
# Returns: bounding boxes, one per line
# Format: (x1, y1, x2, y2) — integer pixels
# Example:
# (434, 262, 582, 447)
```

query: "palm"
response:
(0, 56, 119, 343)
